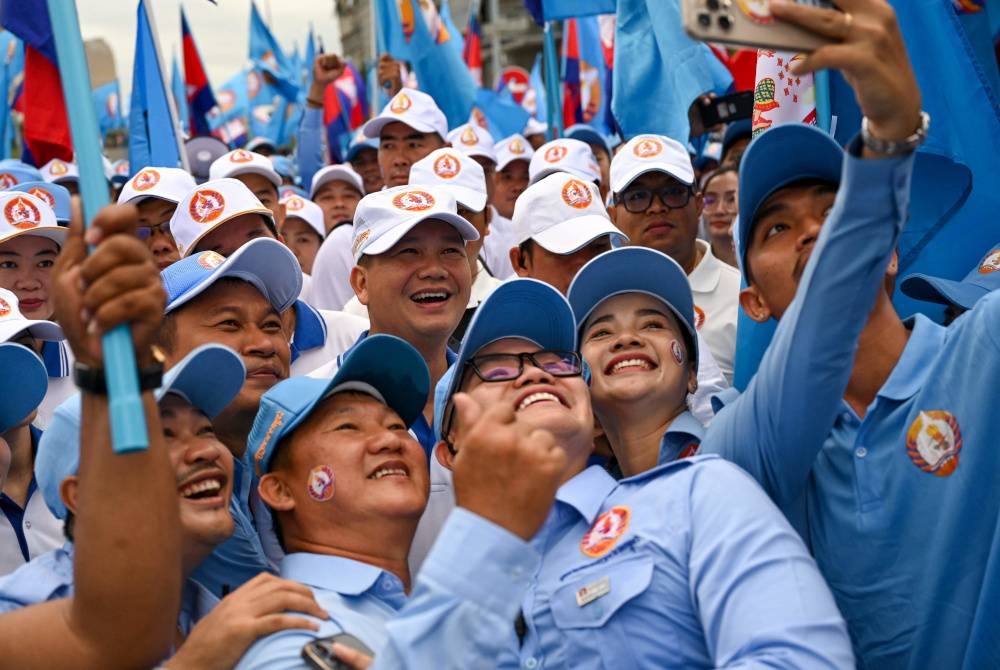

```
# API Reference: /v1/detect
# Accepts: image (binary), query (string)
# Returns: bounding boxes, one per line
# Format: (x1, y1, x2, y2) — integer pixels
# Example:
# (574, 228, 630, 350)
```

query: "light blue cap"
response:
(901, 243, 1000, 311)
(5, 181, 72, 223)
(35, 344, 246, 520)
(0, 162, 44, 186)
(248, 334, 430, 476)
(565, 124, 612, 157)
(0, 342, 47, 434)
(346, 136, 379, 162)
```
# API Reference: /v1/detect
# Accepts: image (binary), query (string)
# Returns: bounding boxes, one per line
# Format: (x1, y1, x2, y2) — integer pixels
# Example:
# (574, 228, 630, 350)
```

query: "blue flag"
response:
(249, 1, 299, 101)
(540, 0, 616, 20)
(208, 68, 251, 147)
(128, 0, 182, 172)
(373, 0, 413, 60)
(92, 80, 125, 138)
(170, 53, 189, 132)
(0, 31, 23, 159)
(527, 52, 547, 120)
(475, 87, 531, 139)
(408, 0, 476, 128)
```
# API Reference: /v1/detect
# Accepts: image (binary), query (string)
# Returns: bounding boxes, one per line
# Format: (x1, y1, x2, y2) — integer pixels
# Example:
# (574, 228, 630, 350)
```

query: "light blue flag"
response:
(303, 24, 316, 91)
(208, 68, 251, 146)
(249, 1, 299, 100)
(439, 0, 465, 60)
(373, 0, 412, 61)
(528, 52, 547, 120)
(612, 0, 731, 142)
(541, 0, 616, 20)
(92, 80, 125, 137)
(408, 1, 476, 128)
(475, 87, 531, 139)
(170, 53, 189, 132)
(128, 0, 182, 172)
(0, 31, 23, 159)
(573, 16, 611, 135)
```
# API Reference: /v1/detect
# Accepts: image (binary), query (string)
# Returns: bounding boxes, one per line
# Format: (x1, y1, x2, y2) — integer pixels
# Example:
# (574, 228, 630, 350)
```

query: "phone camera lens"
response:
(698, 12, 712, 27)
(718, 14, 734, 30)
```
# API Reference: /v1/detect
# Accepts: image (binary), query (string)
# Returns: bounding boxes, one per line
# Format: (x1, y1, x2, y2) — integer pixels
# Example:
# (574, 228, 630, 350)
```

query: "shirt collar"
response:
(687, 239, 722, 293)
(878, 314, 946, 401)
(556, 465, 617, 525)
(178, 578, 220, 636)
(280, 552, 388, 595)
(658, 410, 704, 463)
(290, 300, 328, 362)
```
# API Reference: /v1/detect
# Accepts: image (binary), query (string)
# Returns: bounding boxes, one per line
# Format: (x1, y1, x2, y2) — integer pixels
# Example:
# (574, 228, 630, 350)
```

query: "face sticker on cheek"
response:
(306, 465, 336, 502)
(670, 340, 685, 366)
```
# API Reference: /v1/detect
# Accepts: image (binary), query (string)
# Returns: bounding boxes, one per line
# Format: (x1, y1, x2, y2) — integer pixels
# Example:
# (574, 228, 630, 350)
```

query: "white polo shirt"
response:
(308, 224, 356, 311)
(289, 303, 370, 377)
(482, 207, 516, 280)
(688, 239, 740, 383)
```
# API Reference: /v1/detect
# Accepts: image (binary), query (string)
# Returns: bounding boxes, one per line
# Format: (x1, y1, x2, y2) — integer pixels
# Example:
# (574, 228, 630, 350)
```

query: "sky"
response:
(78, 0, 343, 99)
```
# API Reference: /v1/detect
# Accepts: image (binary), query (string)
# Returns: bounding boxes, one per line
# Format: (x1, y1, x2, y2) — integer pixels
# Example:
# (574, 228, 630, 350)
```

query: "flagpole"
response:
(486, 0, 500, 86)
(144, 0, 190, 170)
(45, 0, 149, 453)
(815, 69, 831, 133)
(369, 0, 379, 114)
(542, 21, 562, 139)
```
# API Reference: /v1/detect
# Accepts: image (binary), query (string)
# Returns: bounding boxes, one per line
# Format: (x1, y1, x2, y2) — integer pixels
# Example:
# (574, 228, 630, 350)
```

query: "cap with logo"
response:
(495, 134, 535, 172)
(0, 161, 44, 188)
(722, 119, 753, 159)
(433, 278, 576, 440)
(901, 244, 1000, 311)
(529, 138, 601, 186)
(117, 167, 198, 207)
(169, 177, 275, 257)
(568, 246, 699, 364)
(0, 287, 64, 344)
(309, 164, 364, 200)
(523, 117, 548, 137)
(609, 134, 695, 196)
(270, 156, 297, 183)
(0, 191, 66, 247)
(0, 342, 47, 434)
(362, 88, 448, 141)
(36, 344, 246, 519)
(249, 334, 430, 476)
(111, 159, 131, 186)
(279, 185, 309, 201)
(40, 159, 80, 185)
(345, 132, 379, 162)
(281, 193, 326, 240)
(565, 124, 613, 158)
(5, 181, 71, 224)
(409, 148, 488, 212)
(209, 149, 282, 189)
(350, 185, 479, 262)
(447, 123, 497, 163)
(512, 173, 627, 254)
(161, 237, 303, 314)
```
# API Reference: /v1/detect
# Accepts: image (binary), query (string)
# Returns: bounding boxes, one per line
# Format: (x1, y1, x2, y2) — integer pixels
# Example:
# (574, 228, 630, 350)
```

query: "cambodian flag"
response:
(181, 7, 218, 137)
(323, 61, 369, 163)
(562, 19, 583, 130)
(463, 8, 483, 86)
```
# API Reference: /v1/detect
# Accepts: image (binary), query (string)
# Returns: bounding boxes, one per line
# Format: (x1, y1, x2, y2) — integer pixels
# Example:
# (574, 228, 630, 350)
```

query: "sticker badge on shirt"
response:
(906, 410, 963, 477)
(580, 506, 631, 558)
(307, 465, 336, 502)
(693, 305, 706, 330)
(979, 249, 1000, 274)
(575, 575, 611, 607)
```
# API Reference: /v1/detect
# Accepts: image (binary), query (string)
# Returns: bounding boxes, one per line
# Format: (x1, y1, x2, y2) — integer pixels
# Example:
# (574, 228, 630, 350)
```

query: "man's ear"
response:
(434, 441, 455, 471)
(510, 246, 530, 276)
(350, 264, 369, 306)
(258, 473, 296, 512)
(687, 367, 698, 396)
(692, 191, 704, 218)
(739, 285, 773, 323)
(59, 476, 79, 516)
(607, 203, 617, 224)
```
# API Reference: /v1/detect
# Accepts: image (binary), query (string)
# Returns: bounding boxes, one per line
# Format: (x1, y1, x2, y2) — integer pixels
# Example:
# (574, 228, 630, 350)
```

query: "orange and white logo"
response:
(460, 126, 479, 146)
(389, 92, 412, 114)
(693, 305, 706, 330)
(906, 410, 962, 477)
(352, 229, 372, 257)
(544, 145, 568, 163)
(633, 138, 664, 159)
(735, 0, 774, 24)
(561, 179, 593, 209)
(284, 195, 305, 212)
(230, 149, 255, 163)
(0, 173, 17, 189)
(253, 410, 285, 477)
(48, 160, 69, 177)
(4, 196, 41, 230)
(0, 296, 10, 318)
(979, 249, 1000, 274)
(27, 187, 54, 209)
(133, 168, 161, 191)
(509, 138, 527, 155)
(433, 154, 461, 179)
(580, 506, 631, 558)
(392, 190, 435, 212)
(188, 189, 226, 225)
(197, 251, 225, 270)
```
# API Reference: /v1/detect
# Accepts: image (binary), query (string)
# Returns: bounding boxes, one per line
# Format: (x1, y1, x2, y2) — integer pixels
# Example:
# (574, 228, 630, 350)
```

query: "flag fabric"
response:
(0, 0, 73, 166)
(612, 0, 732, 142)
(249, 1, 300, 101)
(439, 0, 466, 60)
(129, 0, 183, 172)
(0, 31, 23, 159)
(710, 46, 758, 92)
(208, 68, 251, 147)
(540, 0, 616, 20)
(406, 0, 477, 128)
(92, 80, 125, 138)
(474, 87, 531, 139)
(303, 24, 316, 90)
(181, 7, 218, 136)
(751, 50, 816, 137)
(525, 52, 547, 119)
(373, 0, 413, 60)
(562, 17, 612, 135)
(323, 61, 370, 163)
(463, 5, 484, 86)
(171, 53, 190, 132)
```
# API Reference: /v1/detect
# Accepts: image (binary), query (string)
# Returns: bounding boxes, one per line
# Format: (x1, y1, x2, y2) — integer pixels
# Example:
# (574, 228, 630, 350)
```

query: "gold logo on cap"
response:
(460, 126, 479, 145)
(133, 168, 160, 191)
(284, 195, 305, 211)
(48, 160, 69, 176)
(980, 249, 1000, 275)
(389, 92, 412, 114)
(633, 138, 663, 159)
(391, 190, 435, 212)
(4, 196, 41, 230)
(561, 179, 593, 209)
(254, 410, 285, 477)
(197, 251, 225, 270)
(352, 229, 371, 257)
(230, 149, 255, 163)
(509, 139, 526, 155)
(544, 145, 568, 163)
(27, 187, 54, 209)
(188, 189, 226, 225)
(433, 154, 461, 179)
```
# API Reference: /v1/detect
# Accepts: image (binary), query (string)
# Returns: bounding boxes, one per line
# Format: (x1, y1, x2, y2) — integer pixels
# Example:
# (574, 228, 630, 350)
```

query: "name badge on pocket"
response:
(575, 575, 611, 607)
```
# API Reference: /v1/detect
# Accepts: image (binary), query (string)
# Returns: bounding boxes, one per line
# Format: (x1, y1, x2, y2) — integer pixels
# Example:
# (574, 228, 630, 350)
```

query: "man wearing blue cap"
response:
(900, 241, 1000, 325)
(698, 1, 1000, 667)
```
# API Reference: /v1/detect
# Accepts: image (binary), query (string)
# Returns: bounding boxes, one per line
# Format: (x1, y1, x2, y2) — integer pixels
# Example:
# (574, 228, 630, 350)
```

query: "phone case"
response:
(681, 0, 835, 53)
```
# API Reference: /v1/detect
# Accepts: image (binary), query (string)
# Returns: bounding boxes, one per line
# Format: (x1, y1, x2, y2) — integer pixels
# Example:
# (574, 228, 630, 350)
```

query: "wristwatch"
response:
(861, 111, 930, 156)
(74, 347, 166, 395)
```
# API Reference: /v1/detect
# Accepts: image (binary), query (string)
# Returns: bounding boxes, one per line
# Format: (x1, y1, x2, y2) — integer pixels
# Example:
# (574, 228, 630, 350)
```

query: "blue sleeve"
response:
(296, 107, 326, 191)
(372, 508, 538, 669)
(235, 622, 337, 670)
(688, 460, 855, 668)
(702, 138, 916, 506)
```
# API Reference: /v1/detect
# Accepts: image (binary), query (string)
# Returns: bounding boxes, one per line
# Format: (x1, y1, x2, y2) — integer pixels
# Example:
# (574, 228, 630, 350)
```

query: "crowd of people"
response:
(0, 1, 998, 668)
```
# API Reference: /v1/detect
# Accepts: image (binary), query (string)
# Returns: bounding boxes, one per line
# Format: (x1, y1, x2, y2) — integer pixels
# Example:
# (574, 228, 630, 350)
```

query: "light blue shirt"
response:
(658, 409, 704, 464)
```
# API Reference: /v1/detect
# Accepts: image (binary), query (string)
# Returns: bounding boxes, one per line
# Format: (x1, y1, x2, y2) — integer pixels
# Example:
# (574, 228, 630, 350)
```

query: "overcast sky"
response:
(78, 0, 343, 98)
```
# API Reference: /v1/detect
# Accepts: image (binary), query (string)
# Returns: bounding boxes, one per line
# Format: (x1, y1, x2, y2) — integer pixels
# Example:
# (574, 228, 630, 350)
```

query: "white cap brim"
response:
(441, 185, 487, 213)
(359, 212, 480, 260)
(0, 227, 68, 247)
(529, 215, 627, 255)
(225, 165, 282, 189)
(362, 115, 443, 140)
(0, 319, 64, 343)
(612, 165, 694, 194)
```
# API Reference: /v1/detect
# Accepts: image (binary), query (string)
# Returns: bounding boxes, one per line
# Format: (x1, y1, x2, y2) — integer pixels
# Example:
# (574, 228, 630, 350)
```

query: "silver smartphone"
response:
(682, 0, 839, 53)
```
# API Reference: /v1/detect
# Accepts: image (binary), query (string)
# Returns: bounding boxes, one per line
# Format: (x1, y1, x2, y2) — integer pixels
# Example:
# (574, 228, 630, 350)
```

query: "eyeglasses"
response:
(703, 192, 737, 210)
(466, 350, 583, 383)
(136, 221, 172, 241)
(616, 185, 693, 213)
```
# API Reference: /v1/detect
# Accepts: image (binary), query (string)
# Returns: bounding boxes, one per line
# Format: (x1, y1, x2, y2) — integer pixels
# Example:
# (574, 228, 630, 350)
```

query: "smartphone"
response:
(698, 91, 754, 128)
(681, 0, 838, 53)
(301, 633, 375, 670)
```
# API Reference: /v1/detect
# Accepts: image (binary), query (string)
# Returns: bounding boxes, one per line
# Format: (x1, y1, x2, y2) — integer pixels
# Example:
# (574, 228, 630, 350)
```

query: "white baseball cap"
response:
(281, 193, 326, 239)
(0, 191, 66, 247)
(117, 167, 198, 206)
(309, 164, 364, 200)
(209, 149, 282, 189)
(169, 178, 275, 257)
(529, 138, 601, 186)
(523, 117, 548, 137)
(351, 185, 479, 262)
(362, 88, 448, 141)
(447, 123, 496, 163)
(409, 148, 488, 212)
(610, 134, 695, 194)
(40, 158, 79, 185)
(0, 287, 63, 343)
(512, 173, 627, 254)
(495, 134, 534, 172)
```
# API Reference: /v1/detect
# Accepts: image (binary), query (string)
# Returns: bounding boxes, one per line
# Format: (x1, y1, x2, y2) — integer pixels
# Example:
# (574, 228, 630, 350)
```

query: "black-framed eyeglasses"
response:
(615, 185, 693, 213)
(136, 221, 172, 241)
(466, 350, 583, 382)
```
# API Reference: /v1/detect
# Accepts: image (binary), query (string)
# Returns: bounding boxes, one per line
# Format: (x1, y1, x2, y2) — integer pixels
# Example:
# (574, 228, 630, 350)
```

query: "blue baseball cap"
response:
(565, 124, 613, 158)
(5, 181, 71, 224)
(901, 244, 1000, 311)
(0, 342, 47, 434)
(0, 162, 44, 188)
(248, 334, 430, 476)
(721, 119, 753, 159)
(270, 155, 297, 182)
(736, 123, 843, 280)
(35, 344, 245, 519)
(161, 237, 302, 314)
(432, 279, 576, 440)
(346, 135, 379, 163)
(567, 247, 698, 364)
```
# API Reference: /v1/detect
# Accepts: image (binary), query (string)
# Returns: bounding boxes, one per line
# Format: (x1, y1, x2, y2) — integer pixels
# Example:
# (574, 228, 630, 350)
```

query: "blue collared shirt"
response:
(658, 409, 704, 464)
(289, 299, 327, 364)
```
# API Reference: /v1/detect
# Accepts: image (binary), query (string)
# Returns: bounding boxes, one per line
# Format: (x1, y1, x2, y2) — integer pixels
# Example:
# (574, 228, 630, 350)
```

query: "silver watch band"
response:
(861, 111, 930, 156)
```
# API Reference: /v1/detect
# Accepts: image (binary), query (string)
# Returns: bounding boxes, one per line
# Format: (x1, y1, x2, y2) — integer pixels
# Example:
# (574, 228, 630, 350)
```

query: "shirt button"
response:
(511, 566, 523, 578)
(381, 580, 394, 590)
(524, 658, 538, 669)
(24, 521, 31, 529)
(855, 447, 868, 458)
(840, 412, 852, 423)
